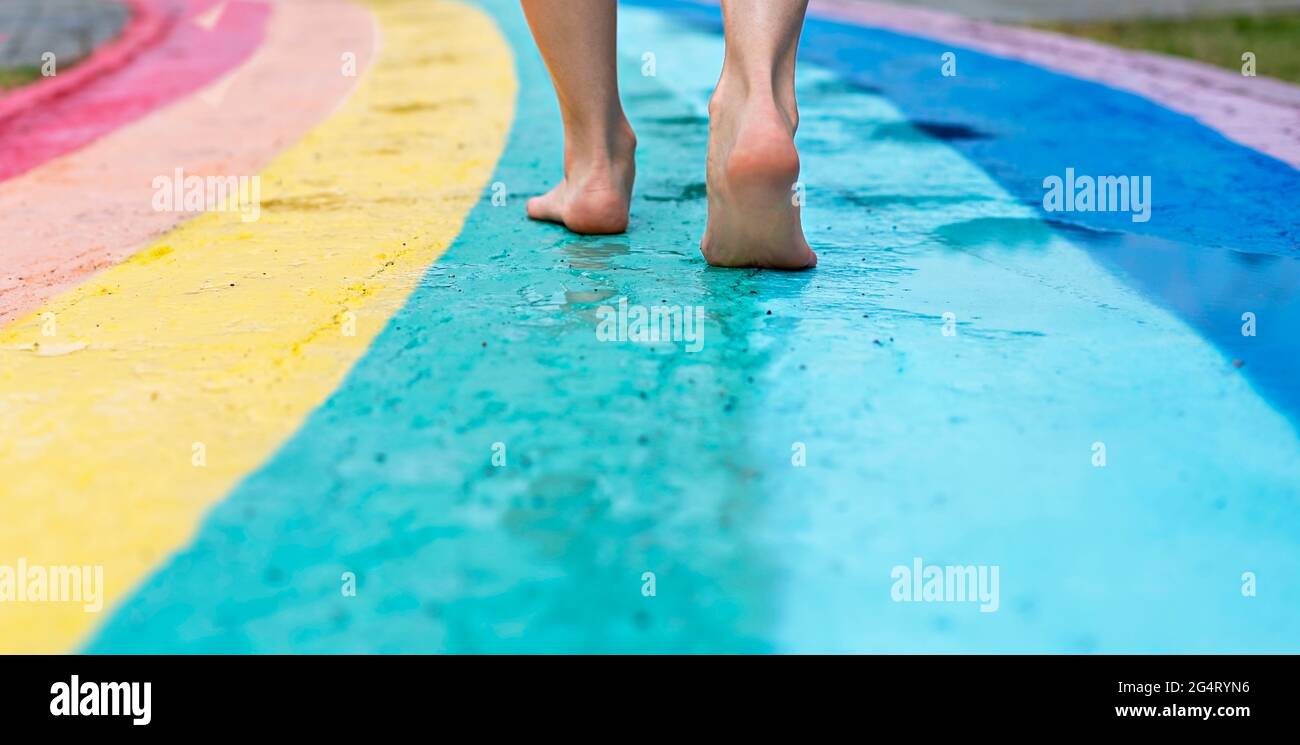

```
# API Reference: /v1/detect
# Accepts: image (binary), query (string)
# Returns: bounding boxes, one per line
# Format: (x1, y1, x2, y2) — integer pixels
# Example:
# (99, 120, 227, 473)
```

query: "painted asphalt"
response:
(0, 0, 372, 326)
(0, 0, 127, 69)
(0, 0, 271, 182)
(0, 0, 1297, 653)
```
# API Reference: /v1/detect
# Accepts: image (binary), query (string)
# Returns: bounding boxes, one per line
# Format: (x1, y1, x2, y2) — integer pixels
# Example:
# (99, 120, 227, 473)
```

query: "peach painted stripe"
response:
(0, 0, 271, 182)
(0, 0, 375, 328)
(808, 0, 1300, 170)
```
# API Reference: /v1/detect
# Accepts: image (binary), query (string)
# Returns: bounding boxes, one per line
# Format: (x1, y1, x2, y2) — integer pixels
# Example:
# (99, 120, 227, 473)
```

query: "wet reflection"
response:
(843, 192, 995, 211)
(561, 239, 630, 271)
(643, 182, 707, 203)
(868, 120, 992, 143)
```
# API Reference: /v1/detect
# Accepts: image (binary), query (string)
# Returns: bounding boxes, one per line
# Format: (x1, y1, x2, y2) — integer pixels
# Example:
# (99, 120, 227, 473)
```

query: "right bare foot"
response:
(701, 81, 816, 270)
(528, 123, 637, 235)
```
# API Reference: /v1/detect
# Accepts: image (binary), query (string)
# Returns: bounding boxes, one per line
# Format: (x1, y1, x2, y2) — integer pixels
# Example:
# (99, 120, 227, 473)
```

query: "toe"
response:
(527, 188, 566, 225)
(526, 195, 550, 223)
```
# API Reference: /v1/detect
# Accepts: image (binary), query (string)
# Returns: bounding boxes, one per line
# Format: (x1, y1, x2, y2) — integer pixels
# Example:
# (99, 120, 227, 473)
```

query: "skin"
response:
(520, 0, 816, 269)
(520, 0, 636, 236)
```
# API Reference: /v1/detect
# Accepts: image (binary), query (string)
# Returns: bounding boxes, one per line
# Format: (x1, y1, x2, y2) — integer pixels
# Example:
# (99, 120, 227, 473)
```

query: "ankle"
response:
(710, 71, 798, 134)
(564, 115, 636, 160)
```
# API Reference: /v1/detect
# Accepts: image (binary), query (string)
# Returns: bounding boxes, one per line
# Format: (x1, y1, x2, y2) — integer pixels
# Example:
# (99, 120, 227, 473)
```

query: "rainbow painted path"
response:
(1, 0, 1298, 653)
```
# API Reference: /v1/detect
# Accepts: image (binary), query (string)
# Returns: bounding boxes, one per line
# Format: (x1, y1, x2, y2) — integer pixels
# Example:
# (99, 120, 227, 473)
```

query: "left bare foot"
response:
(527, 121, 637, 235)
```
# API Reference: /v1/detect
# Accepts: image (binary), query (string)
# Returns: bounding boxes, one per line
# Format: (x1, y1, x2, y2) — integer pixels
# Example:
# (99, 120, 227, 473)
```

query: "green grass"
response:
(0, 66, 43, 91)
(1033, 12, 1300, 84)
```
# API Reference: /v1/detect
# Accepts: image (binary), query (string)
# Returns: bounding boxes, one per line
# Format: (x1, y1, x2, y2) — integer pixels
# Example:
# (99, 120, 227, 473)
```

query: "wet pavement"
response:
(84, 0, 1300, 652)
(2, 0, 1298, 653)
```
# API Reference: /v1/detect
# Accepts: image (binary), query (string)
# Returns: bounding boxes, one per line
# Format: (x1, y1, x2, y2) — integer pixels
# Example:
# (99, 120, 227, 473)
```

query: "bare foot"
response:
(701, 81, 816, 270)
(528, 123, 636, 235)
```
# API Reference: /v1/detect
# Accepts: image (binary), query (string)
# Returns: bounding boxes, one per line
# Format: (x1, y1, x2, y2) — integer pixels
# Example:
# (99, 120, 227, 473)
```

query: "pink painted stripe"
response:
(0, 0, 271, 182)
(0, 0, 376, 328)
(804, 0, 1300, 170)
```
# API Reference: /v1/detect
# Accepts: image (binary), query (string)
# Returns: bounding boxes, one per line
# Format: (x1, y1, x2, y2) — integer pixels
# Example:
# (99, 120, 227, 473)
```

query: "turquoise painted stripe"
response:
(90, 0, 774, 653)
(89, 1, 1300, 652)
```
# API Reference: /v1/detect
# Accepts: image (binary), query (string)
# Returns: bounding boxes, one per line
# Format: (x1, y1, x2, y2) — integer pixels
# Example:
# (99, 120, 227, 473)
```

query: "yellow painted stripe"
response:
(0, 0, 516, 652)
